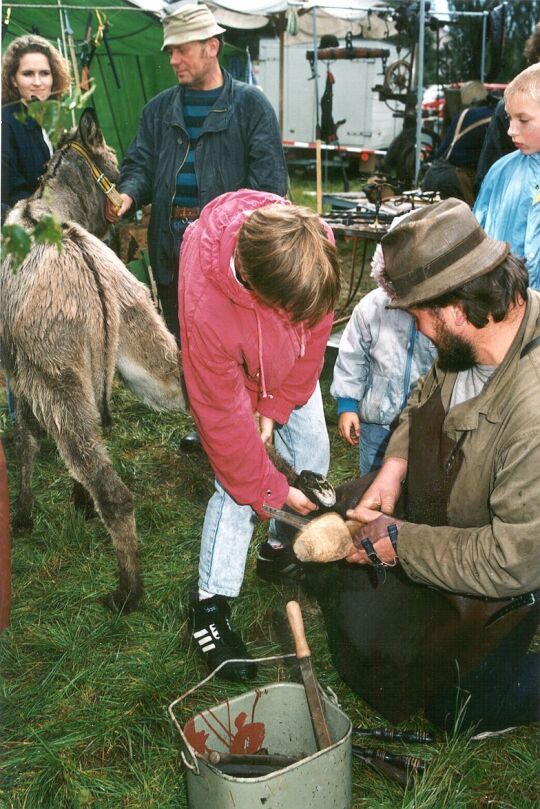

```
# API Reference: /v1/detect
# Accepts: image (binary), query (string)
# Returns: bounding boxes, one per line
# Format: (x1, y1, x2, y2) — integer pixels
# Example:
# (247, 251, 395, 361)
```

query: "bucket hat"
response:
(162, 4, 225, 50)
(382, 198, 509, 309)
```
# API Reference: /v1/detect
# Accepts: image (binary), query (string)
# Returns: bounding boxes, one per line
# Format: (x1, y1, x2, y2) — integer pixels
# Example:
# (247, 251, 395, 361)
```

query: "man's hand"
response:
(345, 513, 403, 566)
(347, 456, 407, 523)
(338, 412, 360, 446)
(286, 486, 318, 516)
(105, 193, 133, 223)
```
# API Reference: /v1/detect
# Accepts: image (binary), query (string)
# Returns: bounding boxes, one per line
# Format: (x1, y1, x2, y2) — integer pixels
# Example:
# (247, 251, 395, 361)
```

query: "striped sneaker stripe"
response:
(193, 627, 217, 653)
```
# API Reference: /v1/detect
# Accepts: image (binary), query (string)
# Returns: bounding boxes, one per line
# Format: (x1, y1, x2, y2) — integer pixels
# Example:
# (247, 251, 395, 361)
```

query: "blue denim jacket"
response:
(474, 150, 540, 290)
(331, 287, 437, 426)
(118, 70, 288, 284)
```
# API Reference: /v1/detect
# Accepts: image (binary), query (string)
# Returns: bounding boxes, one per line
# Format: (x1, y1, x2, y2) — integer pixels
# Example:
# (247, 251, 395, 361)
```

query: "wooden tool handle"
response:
(286, 600, 311, 659)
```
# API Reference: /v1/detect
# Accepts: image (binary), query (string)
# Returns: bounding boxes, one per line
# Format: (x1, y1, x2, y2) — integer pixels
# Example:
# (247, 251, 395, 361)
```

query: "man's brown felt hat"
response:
(383, 198, 510, 309)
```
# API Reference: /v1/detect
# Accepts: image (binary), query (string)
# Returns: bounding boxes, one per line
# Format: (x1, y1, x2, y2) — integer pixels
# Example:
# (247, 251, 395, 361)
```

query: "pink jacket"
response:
(179, 189, 334, 517)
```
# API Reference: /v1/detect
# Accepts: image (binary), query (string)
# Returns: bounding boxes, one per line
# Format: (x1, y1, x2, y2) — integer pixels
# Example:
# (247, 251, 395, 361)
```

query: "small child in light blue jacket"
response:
(331, 257, 436, 475)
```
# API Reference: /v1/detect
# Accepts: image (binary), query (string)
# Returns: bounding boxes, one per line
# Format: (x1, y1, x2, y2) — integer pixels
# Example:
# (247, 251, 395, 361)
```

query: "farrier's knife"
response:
(286, 600, 333, 751)
(263, 504, 310, 529)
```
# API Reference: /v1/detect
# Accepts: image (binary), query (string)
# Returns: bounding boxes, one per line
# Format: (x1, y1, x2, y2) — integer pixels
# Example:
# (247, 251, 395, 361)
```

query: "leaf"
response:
(33, 215, 63, 251)
(1, 214, 62, 271)
(1, 223, 32, 270)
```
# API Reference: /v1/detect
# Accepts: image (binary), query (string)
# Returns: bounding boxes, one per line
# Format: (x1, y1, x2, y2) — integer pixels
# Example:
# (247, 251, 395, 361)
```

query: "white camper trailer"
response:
(256, 37, 402, 151)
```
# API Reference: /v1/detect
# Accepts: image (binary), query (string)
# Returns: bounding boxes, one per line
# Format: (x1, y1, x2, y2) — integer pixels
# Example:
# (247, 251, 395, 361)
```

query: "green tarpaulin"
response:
(3, 1, 248, 159)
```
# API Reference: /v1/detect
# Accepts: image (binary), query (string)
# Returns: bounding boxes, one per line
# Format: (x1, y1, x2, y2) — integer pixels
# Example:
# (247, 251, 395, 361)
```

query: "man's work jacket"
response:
(387, 290, 540, 599)
(118, 69, 288, 284)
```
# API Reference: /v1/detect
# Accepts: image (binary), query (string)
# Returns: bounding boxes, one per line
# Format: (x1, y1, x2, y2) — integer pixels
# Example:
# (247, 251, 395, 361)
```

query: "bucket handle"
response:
(168, 653, 296, 774)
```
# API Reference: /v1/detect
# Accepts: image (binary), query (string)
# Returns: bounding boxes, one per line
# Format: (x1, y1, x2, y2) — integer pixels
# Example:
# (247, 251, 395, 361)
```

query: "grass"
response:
(1, 177, 538, 808)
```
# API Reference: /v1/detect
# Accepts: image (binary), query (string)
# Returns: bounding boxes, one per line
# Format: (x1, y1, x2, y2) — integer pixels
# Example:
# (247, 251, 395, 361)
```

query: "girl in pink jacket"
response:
(179, 189, 340, 681)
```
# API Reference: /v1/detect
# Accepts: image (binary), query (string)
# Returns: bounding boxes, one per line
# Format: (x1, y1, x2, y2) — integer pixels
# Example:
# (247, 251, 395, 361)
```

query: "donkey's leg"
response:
(12, 398, 42, 533)
(72, 399, 111, 520)
(72, 480, 97, 520)
(54, 426, 143, 613)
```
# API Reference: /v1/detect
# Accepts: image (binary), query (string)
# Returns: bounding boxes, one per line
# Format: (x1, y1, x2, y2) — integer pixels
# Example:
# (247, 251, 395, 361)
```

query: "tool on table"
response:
(352, 745, 427, 775)
(352, 748, 411, 789)
(205, 750, 301, 777)
(353, 726, 436, 744)
(286, 600, 332, 751)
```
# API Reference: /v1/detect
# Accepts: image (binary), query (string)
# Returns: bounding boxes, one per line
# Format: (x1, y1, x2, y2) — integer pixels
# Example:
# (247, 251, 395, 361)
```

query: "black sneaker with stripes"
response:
(256, 541, 306, 584)
(190, 595, 257, 682)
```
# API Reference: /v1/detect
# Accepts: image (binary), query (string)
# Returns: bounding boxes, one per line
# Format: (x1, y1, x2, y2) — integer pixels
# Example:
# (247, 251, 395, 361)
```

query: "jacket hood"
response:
(194, 188, 290, 309)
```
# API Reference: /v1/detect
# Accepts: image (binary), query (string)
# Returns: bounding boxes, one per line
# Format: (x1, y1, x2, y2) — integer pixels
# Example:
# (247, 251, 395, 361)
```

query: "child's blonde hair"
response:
(237, 204, 341, 327)
(504, 62, 540, 105)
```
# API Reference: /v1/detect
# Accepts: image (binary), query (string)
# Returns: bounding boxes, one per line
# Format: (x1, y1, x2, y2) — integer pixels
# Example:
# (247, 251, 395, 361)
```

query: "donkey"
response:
(0, 109, 187, 613)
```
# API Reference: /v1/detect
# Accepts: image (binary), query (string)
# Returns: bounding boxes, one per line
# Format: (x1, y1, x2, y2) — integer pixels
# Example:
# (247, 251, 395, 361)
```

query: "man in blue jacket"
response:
(106, 3, 288, 339)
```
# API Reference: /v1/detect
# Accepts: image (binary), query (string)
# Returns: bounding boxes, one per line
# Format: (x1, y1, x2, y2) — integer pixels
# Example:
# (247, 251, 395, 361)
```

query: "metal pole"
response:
(414, 0, 426, 187)
(480, 11, 488, 83)
(56, 0, 75, 126)
(311, 7, 320, 135)
(279, 19, 285, 138)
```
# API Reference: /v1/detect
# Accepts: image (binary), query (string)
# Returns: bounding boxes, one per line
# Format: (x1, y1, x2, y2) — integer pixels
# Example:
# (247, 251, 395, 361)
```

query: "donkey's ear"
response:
(77, 108, 104, 150)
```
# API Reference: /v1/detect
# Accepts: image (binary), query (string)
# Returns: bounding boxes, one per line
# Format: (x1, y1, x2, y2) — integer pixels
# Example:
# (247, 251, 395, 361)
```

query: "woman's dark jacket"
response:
(2, 102, 50, 215)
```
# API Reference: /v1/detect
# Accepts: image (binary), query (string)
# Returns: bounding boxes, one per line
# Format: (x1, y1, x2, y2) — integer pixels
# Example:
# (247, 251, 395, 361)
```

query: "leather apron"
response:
(405, 386, 539, 678)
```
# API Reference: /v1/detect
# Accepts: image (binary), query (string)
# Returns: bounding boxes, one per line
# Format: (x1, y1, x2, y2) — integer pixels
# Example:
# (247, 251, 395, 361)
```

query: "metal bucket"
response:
(169, 654, 352, 809)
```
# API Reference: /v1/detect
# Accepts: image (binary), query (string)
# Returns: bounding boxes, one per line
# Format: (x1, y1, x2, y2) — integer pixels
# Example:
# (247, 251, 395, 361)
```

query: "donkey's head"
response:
(42, 108, 120, 237)
(63, 107, 119, 184)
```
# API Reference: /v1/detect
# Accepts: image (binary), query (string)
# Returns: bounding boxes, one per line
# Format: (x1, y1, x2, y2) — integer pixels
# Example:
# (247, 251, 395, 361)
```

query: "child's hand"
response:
(285, 486, 318, 516)
(255, 413, 274, 445)
(338, 412, 360, 446)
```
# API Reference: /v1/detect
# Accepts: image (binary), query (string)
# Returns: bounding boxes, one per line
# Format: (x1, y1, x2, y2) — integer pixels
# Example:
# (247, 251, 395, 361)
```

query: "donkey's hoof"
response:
(101, 588, 143, 614)
(12, 511, 34, 534)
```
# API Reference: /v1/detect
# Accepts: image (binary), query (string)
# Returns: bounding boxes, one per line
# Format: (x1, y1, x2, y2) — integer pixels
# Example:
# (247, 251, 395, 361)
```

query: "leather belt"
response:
(171, 205, 200, 220)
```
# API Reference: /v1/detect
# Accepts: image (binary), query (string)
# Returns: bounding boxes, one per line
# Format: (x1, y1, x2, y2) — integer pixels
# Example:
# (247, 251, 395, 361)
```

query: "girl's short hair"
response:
(2, 35, 71, 103)
(236, 204, 341, 327)
(504, 62, 540, 106)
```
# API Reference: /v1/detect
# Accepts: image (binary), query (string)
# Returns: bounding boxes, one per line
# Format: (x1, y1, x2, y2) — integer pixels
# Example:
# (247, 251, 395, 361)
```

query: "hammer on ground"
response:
(286, 600, 332, 751)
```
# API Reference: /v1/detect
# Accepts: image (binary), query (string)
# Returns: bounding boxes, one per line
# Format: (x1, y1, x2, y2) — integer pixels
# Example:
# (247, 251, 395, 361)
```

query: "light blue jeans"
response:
(198, 383, 330, 598)
(359, 422, 391, 476)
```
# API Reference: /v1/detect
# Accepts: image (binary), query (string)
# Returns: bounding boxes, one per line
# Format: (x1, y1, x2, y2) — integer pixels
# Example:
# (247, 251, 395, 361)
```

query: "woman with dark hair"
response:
(1, 34, 71, 216)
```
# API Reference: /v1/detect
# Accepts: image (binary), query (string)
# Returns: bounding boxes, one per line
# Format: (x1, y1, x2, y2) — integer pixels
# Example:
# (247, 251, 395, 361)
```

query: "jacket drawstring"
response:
(255, 310, 270, 398)
(299, 323, 306, 358)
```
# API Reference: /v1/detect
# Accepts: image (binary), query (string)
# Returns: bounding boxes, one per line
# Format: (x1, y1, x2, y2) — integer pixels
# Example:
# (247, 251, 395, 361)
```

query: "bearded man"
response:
(315, 197, 540, 732)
